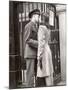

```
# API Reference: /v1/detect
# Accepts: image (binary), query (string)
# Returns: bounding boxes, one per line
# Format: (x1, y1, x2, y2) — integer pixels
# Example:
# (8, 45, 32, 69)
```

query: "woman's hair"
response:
(39, 12, 49, 28)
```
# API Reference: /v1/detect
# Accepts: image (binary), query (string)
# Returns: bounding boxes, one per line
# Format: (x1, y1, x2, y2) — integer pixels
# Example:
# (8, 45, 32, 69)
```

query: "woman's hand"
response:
(38, 57, 42, 69)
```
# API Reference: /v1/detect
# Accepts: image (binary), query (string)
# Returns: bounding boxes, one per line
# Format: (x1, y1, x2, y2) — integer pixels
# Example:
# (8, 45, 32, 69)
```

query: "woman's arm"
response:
(37, 25, 45, 60)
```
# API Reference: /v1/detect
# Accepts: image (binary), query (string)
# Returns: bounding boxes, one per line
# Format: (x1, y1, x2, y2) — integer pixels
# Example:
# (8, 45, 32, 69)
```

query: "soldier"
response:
(23, 9, 40, 87)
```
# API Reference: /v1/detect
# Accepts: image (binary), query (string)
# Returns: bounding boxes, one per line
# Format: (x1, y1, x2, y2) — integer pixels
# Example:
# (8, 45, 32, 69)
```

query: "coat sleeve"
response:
(37, 26, 45, 60)
(23, 25, 38, 49)
(37, 25, 48, 60)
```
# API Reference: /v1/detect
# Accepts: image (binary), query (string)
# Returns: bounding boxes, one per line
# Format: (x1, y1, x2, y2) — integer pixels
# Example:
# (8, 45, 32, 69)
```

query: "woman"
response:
(37, 14, 54, 86)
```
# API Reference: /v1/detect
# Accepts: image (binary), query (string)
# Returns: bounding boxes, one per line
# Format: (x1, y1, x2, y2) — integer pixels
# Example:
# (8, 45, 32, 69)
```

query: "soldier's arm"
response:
(24, 25, 38, 48)
(27, 39, 38, 48)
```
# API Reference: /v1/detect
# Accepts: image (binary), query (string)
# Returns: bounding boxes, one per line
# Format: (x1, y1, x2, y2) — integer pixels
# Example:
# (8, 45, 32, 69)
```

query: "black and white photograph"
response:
(9, 0, 66, 89)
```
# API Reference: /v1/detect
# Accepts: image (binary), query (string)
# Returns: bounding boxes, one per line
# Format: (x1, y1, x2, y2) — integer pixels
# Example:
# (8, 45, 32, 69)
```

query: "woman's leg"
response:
(45, 74, 54, 86)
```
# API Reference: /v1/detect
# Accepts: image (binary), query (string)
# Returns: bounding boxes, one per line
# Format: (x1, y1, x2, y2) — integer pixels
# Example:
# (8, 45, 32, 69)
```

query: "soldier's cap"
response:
(29, 9, 40, 18)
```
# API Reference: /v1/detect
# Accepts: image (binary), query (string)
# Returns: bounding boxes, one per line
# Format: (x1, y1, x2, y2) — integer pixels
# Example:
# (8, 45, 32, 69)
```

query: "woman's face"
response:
(39, 15, 46, 24)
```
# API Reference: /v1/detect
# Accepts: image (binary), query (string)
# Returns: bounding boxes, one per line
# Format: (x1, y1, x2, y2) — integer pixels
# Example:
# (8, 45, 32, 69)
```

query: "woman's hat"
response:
(29, 9, 40, 18)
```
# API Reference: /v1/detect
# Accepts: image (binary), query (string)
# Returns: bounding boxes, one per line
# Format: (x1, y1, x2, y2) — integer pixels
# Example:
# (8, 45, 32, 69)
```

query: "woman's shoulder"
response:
(39, 25, 48, 34)
(39, 25, 47, 29)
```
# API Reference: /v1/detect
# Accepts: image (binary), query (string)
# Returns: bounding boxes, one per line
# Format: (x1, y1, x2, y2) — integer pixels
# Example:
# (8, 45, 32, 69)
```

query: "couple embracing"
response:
(23, 9, 54, 87)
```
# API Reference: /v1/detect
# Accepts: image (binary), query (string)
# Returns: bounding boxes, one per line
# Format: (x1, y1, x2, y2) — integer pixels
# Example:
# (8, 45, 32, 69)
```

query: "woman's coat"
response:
(37, 25, 54, 77)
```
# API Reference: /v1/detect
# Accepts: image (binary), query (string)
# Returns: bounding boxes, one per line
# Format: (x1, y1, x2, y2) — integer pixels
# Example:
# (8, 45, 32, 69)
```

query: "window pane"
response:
(45, 4, 46, 13)
(19, 13, 22, 22)
(33, 2, 38, 9)
(25, 2, 29, 21)
(49, 10, 54, 26)
(42, 3, 44, 12)
(38, 3, 41, 12)
(22, 3, 26, 21)
(22, 13, 25, 21)
(29, 3, 33, 12)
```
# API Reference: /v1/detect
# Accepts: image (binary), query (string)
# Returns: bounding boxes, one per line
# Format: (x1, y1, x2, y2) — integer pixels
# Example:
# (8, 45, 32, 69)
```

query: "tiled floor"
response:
(56, 81, 66, 86)
(18, 80, 66, 88)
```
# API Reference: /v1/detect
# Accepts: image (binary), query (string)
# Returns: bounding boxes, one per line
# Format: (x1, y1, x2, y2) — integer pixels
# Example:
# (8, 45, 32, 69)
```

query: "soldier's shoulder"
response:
(25, 21, 32, 29)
